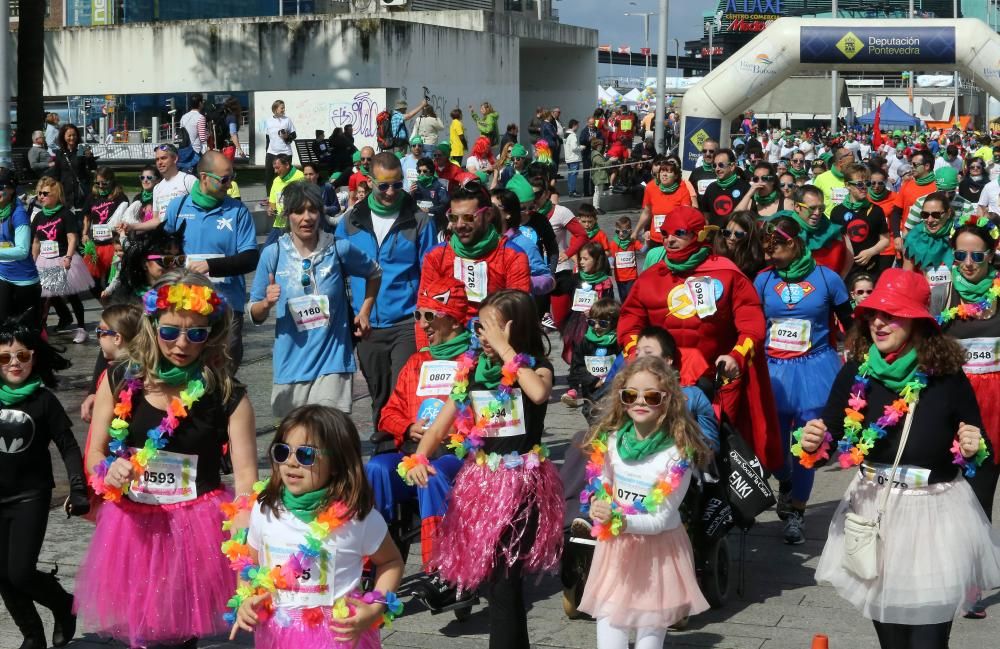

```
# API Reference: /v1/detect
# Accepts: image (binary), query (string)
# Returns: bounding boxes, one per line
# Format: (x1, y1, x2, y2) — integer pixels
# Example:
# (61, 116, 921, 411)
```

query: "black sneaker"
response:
(783, 510, 805, 545)
(776, 489, 793, 521)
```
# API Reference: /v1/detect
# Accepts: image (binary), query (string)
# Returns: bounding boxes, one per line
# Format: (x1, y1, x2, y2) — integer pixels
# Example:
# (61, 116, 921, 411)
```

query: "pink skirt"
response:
(37, 253, 94, 297)
(579, 526, 710, 628)
(73, 489, 233, 647)
(256, 607, 381, 649)
(429, 457, 563, 592)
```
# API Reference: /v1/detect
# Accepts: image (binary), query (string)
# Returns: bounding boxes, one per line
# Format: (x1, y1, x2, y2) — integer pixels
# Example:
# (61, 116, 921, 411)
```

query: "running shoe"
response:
(561, 389, 580, 408)
(72, 328, 88, 344)
(783, 510, 805, 545)
(776, 488, 793, 521)
(541, 312, 558, 330)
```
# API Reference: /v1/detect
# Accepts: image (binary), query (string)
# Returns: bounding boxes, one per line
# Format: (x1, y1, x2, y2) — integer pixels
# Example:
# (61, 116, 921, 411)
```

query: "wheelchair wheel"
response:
(701, 536, 732, 609)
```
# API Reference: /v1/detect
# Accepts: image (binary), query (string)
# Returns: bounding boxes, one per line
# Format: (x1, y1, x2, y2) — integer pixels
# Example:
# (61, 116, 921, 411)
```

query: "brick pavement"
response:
(3, 206, 998, 648)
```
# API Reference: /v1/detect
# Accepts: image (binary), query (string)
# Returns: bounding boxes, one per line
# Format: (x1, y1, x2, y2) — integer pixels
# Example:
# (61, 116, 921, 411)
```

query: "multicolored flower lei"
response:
(446, 349, 534, 459)
(220, 482, 403, 629)
(142, 283, 224, 318)
(790, 428, 832, 469)
(396, 454, 430, 486)
(936, 276, 1000, 325)
(579, 430, 689, 540)
(88, 369, 206, 502)
(952, 438, 991, 478)
(951, 213, 1000, 241)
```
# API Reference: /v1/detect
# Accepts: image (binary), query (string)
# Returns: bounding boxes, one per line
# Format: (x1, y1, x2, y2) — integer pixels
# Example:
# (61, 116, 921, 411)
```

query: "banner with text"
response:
(800, 26, 956, 65)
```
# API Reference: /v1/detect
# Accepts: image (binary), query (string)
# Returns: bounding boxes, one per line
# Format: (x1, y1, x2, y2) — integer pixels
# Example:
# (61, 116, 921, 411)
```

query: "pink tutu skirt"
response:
(256, 607, 381, 649)
(429, 457, 563, 592)
(73, 489, 233, 647)
(37, 253, 94, 297)
(579, 526, 710, 628)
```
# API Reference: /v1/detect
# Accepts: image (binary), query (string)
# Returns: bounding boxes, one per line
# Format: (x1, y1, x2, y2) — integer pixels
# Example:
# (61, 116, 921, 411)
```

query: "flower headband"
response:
(951, 213, 1000, 245)
(142, 284, 225, 318)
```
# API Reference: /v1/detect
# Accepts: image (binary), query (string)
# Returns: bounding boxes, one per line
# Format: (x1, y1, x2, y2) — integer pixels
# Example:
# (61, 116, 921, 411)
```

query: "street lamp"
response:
(624, 11, 656, 82)
(672, 37, 681, 74)
(704, 12, 721, 72)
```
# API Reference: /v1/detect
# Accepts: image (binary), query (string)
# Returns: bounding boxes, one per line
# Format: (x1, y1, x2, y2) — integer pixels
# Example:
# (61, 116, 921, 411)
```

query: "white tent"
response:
(623, 88, 642, 102)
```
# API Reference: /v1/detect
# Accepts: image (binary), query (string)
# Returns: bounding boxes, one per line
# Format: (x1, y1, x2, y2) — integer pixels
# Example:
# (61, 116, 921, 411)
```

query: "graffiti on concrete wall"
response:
(329, 91, 380, 137)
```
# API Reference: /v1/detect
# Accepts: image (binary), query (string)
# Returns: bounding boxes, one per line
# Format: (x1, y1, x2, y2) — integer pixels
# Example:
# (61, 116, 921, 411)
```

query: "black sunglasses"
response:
(270, 443, 324, 466)
(722, 229, 748, 240)
(586, 318, 614, 329)
(919, 210, 946, 220)
(954, 250, 989, 263)
(375, 180, 405, 193)
(753, 175, 775, 182)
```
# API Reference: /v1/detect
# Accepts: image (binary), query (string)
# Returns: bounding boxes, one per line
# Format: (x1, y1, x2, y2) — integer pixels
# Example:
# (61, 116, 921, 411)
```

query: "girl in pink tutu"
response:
(76, 270, 259, 649)
(227, 405, 404, 649)
(578, 355, 713, 649)
(404, 289, 563, 649)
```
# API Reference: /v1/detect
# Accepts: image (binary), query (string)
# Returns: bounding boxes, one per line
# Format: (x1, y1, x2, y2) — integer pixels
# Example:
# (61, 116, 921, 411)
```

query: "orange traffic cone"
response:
(811, 634, 829, 649)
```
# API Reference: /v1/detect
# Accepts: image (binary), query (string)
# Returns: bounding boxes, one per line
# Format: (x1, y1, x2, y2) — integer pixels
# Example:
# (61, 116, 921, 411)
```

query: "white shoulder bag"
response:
(841, 396, 918, 581)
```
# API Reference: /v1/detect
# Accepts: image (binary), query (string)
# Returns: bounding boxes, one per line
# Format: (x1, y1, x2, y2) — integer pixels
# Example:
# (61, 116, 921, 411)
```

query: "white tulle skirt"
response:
(816, 473, 1000, 625)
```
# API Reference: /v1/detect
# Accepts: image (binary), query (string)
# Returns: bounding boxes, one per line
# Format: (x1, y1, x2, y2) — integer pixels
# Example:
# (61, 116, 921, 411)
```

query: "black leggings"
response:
(873, 620, 953, 649)
(0, 281, 41, 327)
(0, 494, 73, 639)
(485, 508, 538, 649)
(48, 295, 86, 328)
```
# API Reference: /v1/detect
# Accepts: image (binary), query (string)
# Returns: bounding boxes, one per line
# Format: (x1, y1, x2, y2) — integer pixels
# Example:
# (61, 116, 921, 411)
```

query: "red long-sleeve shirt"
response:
(378, 350, 448, 445)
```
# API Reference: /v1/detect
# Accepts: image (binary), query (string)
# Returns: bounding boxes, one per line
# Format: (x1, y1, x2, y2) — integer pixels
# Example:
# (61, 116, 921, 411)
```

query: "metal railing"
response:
(89, 143, 160, 161)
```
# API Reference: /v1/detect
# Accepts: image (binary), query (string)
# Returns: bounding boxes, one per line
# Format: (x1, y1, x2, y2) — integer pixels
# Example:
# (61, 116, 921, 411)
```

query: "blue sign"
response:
(800, 27, 956, 65)
(682, 116, 722, 172)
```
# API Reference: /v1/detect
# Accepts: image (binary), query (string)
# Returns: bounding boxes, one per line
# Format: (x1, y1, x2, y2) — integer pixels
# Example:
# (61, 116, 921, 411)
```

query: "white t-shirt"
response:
(978, 180, 1000, 216)
(247, 502, 388, 609)
(153, 172, 197, 221)
(547, 204, 578, 274)
(858, 143, 872, 161)
(371, 211, 398, 247)
(799, 141, 815, 161)
(266, 116, 297, 156)
(179, 110, 206, 154)
(603, 435, 691, 535)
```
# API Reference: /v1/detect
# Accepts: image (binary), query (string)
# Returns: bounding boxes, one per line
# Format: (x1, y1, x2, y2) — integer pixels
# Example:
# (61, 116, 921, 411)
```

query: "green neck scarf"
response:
(579, 268, 609, 285)
(584, 327, 617, 346)
(666, 246, 710, 273)
(189, 182, 223, 210)
(830, 166, 845, 180)
(281, 487, 328, 524)
(0, 376, 42, 407)
(586, 225, 600, 239)
(424, 330, 472, 360)
(474, 354, 503, 389)
(140, 189, 153, 203)
(902, 219, 954, 269)
(41, 204, 62, 217)
(915, 173, 936, 186)
(450, 227, 500, 259)
(614, 234, 632, 250)
(716, 173, 738, 189)
(367, 192, 404, 217)
(841, 196, 868, 210)
(616, 420, 674, 462)
(776, 250, 817, 283)
(952, 267, 998, 302)
(789, 166, 809, 179)
(281, 169, 298, 183)
(658, 182, 679, 194)
(701, 162, 713, 172)
(97, 187, 111, 197)
(755, 190, 779, 206)
(0, 203, 12, 222)
(536, 199, 553, 217)
(156, 360, 203, 387)
(868, 188, 887, 202)
(866, 344, 919, 393)
(789, 212, 844, 251)
(417, 173, 436, 188)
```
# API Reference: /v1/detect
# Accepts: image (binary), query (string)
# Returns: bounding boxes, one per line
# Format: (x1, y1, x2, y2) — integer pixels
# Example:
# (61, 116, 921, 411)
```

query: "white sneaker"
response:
(541, 312, 557, 330)
(72, 328, 88, 344)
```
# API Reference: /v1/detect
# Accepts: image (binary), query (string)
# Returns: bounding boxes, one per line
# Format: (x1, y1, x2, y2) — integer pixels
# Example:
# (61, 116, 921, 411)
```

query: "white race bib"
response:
(454, 258, 488, 302)
(614, 251, 636, 269)
(684, 277, 717, 318)
(186, 254, 225, 283)
(572, 288, 598, 312)
(417, 200, 434, 212)
(127, 450, 198, 505)
(861, 463, 931, 490)
(959, 337, 1000, 374)
(768, 318, 812, 354)
(831, 187, 849, 204)
(926, 265, 951, 287)
(697, 179, 713, 195)
(416, 360, 458, 396)
(287, 294, 330, 332)
(264, 536, 335, 608)
(469, 388, 526, 438)
(584, 355, 615, 378)
(39, 240, 59, 259)
(653, 214, 666, 231)
(92, 224, 113, 242)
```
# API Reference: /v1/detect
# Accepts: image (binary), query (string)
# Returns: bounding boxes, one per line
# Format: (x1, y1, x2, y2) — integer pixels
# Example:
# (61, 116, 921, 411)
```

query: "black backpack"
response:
(174, 124, 191, 150)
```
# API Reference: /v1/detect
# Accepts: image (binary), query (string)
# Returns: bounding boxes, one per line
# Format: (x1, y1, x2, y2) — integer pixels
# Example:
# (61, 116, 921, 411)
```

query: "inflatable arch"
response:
(680, 17, 1000, 170)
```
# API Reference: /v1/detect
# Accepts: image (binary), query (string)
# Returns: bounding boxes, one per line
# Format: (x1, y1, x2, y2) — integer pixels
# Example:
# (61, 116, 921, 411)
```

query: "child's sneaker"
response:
(561, 389, 581, 408)
(541, 312, 558, 330)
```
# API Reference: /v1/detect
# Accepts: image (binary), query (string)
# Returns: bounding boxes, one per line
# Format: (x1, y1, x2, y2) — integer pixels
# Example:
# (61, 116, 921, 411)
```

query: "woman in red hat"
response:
(796, 268, 1000, 648)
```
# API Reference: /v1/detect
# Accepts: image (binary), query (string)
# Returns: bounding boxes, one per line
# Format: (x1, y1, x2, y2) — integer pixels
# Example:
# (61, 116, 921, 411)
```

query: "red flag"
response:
(640, 47, 651, 56)
(872, 103, 883, 149)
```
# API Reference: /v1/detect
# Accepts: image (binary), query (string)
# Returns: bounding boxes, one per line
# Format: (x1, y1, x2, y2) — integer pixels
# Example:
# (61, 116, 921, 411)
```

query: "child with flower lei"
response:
(75, 270, 260, 649)
(576, 356, 713, 648)
(227, 406, 403, 649)
(403, 290, 562, 649)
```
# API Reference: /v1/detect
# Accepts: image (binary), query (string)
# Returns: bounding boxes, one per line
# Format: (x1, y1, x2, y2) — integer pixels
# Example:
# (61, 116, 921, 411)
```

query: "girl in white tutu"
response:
(578, 355, 713, 649)
(796, 268, 1000, 649)
(30, 178, 92, 342)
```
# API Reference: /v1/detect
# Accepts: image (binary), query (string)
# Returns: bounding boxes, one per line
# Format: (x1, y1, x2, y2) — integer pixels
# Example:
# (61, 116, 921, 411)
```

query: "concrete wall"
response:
(520, 46, 597, 135)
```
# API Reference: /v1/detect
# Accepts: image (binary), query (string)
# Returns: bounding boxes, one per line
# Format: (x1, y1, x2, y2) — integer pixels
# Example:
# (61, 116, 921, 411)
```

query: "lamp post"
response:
(654, 0, 669, 154)
(672, 37, 680, 74)
(704, 12, 721, 72)
(954, 0, 960, 128)
(624, 11, 656, 82)
(831, 0, 838, 134)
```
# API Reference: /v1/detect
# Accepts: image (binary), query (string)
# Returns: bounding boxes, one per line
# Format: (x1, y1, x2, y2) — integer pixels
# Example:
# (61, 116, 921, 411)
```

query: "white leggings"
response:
(596, 617, 668, 649)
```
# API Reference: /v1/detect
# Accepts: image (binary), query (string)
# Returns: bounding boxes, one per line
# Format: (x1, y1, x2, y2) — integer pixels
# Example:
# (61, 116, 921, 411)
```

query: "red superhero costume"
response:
(617, 206, 782, 470)
(812, 239, 848, 275)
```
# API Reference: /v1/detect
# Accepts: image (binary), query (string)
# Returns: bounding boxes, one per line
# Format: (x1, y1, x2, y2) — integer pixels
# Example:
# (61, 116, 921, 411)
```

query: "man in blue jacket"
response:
(336, 152, 437, 424)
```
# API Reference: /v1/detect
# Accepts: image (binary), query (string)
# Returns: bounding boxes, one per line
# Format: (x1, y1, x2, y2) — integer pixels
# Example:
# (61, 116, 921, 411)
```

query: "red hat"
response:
(660, 206, 714, 262)
(854, 268, 937, 326)
(417, 277, 469, 325)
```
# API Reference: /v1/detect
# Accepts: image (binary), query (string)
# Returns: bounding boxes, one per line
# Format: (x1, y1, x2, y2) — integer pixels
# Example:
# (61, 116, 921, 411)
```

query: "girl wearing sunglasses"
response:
(712, 211, 764, 278)
(564, 296, 620, 423)
(847, 271, 875, 311)
(81, 167, 128, 295)
(229, 405, 403, 648)
(122, 164, 161, 227)
(0, 314, 86, 649)
(577, 356, 713, 648)
(902, 192, 956, 314)
(736, 161, 795, 220)
(77, 271, 259, 649)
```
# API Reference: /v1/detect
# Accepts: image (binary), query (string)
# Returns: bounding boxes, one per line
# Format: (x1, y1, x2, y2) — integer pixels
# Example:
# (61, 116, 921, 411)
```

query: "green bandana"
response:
(614, 235, 632, 250)
(755, 190, 779, 206)
(866, 344, 919, 392)
(658, 182, 679, 194)
(281, 487, 328, 524)
(189, 182, 223, 210)
(41, 204, 62, 217)
(424, 330, 472, 360)
(830, 166, 845, 181)
(156, 360, 203, 387)
(616, 420, 674, 462)
(474, 354, 503, 389)
(915, 173, 936, 186)
(701, 162, 713, 172)
(643, 245, 667, 270)
(776, 249, 816, 283)
(536, 199, 553, 216)
(666, 246, 710, 273)
(952, 267, 998, 302)
(790, 213, 844, 251)
(841, 196, 868, 210)
(281, 169, 298, 183)
(579, 269, 610, 285)
(0, 376, 42, 407)
(97, 187, 111, 197)
(417, 173, 436, 189)
(450, 227, 499, 259)
(716, 173, 739, 189)
(140, 189, 153, 203)
(584, 327, 617, 346)
(367, 192, 404, 217)
(902, 219, 954, 269)
(789, 166, 809, 179)
(868, 188, 887, 202)
(586, 225, 600, 239)
(0, 203, 12, 221)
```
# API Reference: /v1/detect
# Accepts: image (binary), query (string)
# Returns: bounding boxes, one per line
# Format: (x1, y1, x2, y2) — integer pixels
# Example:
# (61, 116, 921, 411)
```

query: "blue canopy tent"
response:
(856, 99, 921, 128)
